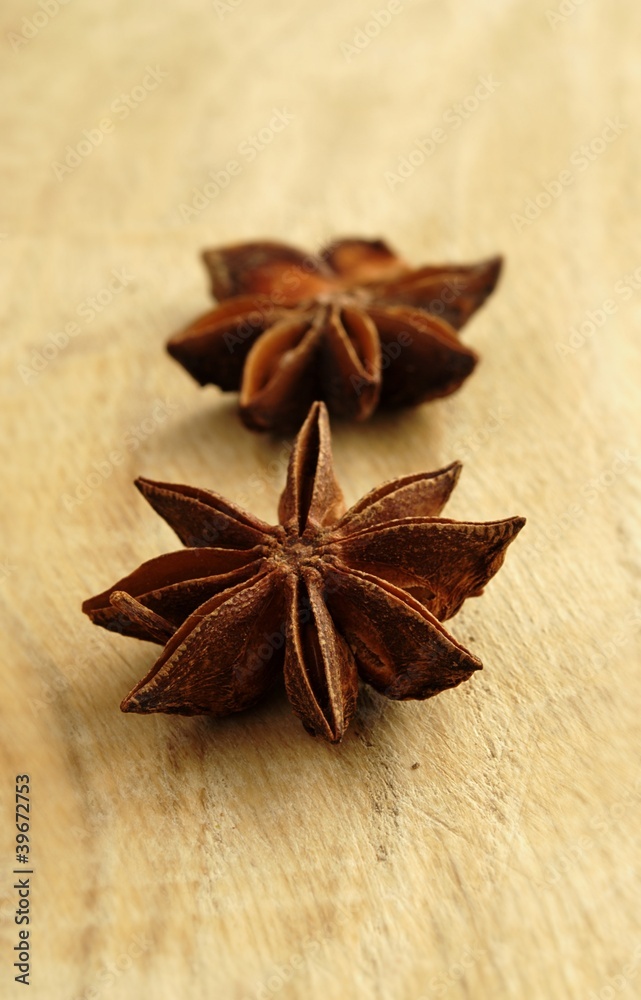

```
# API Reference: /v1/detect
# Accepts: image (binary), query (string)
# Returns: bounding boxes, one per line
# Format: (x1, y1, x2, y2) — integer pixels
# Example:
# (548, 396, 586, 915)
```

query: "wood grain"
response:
(1, 1, 640, 997)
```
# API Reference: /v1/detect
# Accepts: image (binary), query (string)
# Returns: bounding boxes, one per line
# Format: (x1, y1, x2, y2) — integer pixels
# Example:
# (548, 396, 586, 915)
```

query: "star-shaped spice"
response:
(83, 403, 524, 742)
(167, 238, 502, 432)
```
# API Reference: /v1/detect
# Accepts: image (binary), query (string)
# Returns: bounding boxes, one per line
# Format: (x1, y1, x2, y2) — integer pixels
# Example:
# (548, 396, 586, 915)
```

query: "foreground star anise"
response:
(83, 403, 524, 742)
(167, 237, 502, 432)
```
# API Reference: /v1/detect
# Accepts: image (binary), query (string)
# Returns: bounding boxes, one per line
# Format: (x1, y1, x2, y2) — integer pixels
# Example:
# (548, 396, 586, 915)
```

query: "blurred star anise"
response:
(167, 238, 502, 432)
(83, 402, 524, 742)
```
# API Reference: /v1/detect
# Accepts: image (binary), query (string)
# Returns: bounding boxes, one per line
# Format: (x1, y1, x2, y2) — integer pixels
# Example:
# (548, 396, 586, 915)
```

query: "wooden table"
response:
(2, 1, 640, 997)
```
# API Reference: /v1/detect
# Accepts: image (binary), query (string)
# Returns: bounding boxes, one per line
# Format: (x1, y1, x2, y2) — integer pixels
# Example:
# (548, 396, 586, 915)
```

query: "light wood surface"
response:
(2, 1, 640, 997)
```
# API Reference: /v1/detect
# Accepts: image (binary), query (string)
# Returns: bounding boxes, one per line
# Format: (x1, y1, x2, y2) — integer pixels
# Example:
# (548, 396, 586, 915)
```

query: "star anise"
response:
(82, 402, 524, 742)
(167, 238, 502, 432)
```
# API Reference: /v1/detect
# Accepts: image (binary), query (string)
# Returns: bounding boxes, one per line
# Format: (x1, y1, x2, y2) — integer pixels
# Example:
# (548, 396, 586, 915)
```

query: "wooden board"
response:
(2, 1, 640, 997)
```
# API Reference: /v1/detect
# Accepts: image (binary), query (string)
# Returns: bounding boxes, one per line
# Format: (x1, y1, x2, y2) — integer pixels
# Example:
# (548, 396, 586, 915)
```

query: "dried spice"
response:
(167, 238, 502, 432)
(83, 402, 524, 743)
